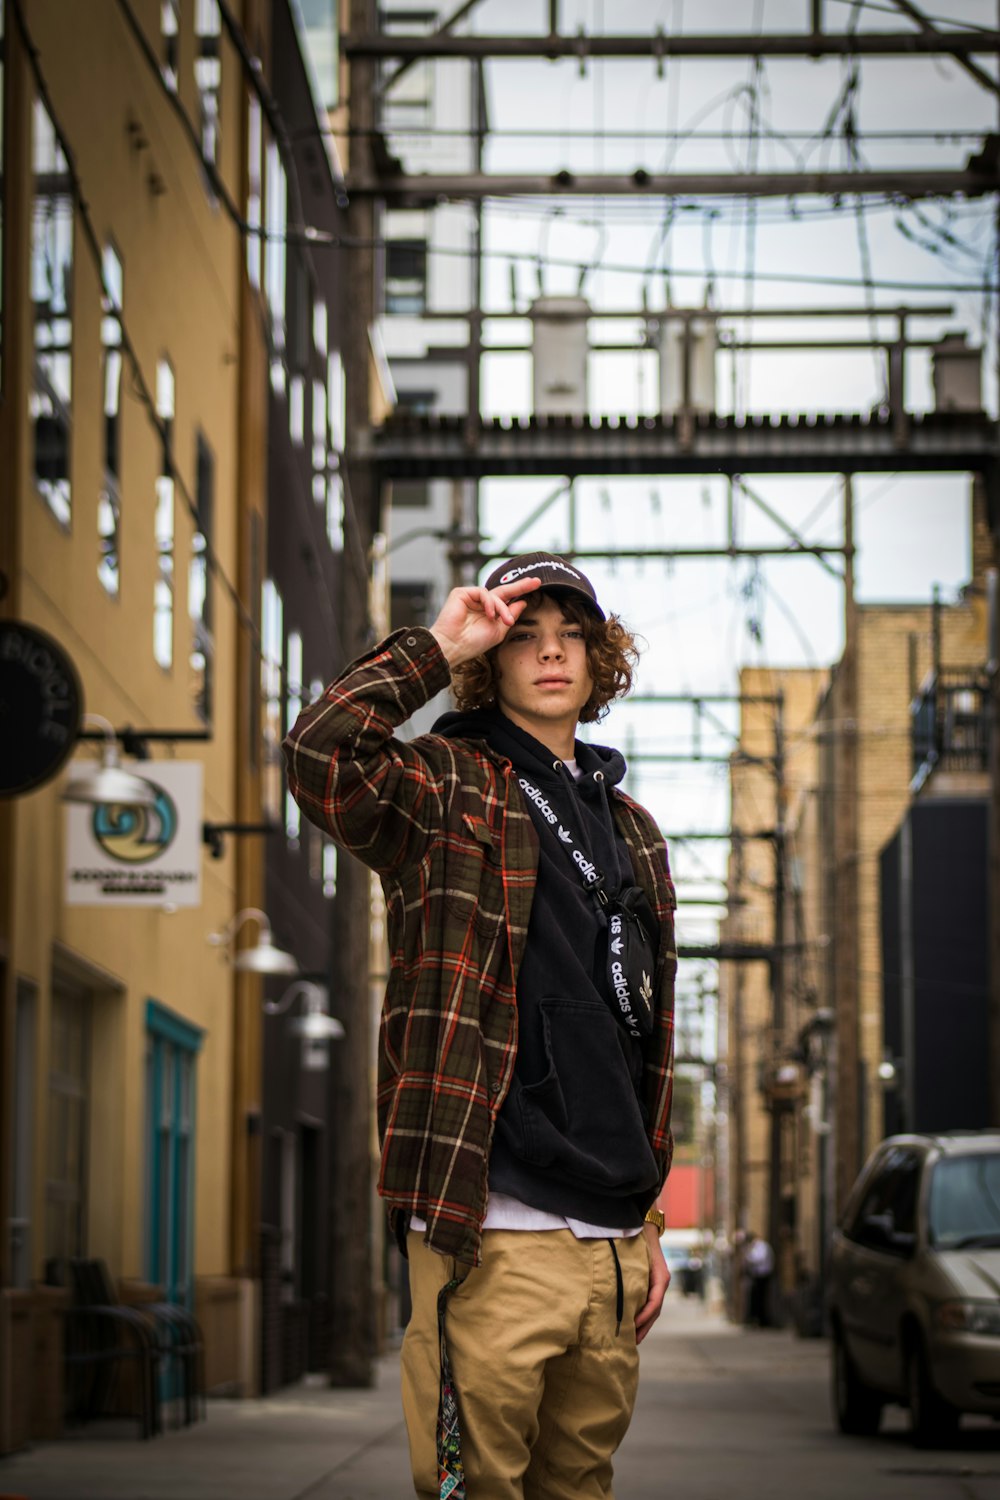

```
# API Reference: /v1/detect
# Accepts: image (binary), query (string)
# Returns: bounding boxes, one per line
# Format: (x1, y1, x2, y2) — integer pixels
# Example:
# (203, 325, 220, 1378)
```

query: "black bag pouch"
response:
(602, 884, 658, 1040)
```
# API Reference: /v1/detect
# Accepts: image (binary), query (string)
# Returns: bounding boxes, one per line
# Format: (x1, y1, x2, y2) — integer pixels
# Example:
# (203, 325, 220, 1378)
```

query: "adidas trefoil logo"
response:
(557, 825, 572, 843)
(639, 971, 653, 1004)
(611, 936, 624, 955)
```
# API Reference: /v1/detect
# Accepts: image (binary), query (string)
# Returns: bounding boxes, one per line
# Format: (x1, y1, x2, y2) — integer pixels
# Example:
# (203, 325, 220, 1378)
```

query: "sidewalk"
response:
(0, 1353, 411, 1500)
(0, 1296, 791, 1500)
(5, 1294, 997, 1500)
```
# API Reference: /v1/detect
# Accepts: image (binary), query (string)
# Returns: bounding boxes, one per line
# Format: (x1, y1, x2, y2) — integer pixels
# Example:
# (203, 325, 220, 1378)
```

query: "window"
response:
(381, 10, 435, 130)
(144, 1002, 202, 1308)
(194, 0, 221, 164)
(326, 472, 344, 552)
(395, 387, 437, 416)
(261, 578, 284, 818)
(161, 0, 179, 91)
(45, 978, 91, 1274)
(287, 250, 310, 373)
(248, 512, 262, 771)
(0, 0, 6, 392)
(322, 841, 338, 898)
(30, 98, 73, 526)
(97, 244, 123, 597)
(264, 142, 287, 363)
(928, 1153, 1000, 1250)
(385, 239, 427, 315)
(312, 379, 327, 493)
(189, 435, 214, 723)
(847, 1146, 922, 1254)
(311, 301, 328, 493)
(289, 375, 305, 445)
(10, 979, 37, 1288)
(285, 631, 302, 843)
(153, 360, 175, 669)
(391, 480, 429, 509)
(390, 580, 432, 632)
(328, 350, 345, 452)
(297, 0, 339, 111)
(246, 95, 262, 288)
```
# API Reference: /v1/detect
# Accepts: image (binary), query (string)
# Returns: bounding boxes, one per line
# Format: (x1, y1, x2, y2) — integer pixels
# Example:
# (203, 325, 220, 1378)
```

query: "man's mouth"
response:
(535, 677, 571, 686)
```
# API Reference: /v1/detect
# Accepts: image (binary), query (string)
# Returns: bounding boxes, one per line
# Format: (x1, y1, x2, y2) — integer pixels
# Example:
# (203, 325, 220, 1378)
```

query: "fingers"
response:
(635, 1273, 669, 1344)
(457, 577, 541, 629)
(635, 1226, 670, 1344)
(493, 576, 541, 601)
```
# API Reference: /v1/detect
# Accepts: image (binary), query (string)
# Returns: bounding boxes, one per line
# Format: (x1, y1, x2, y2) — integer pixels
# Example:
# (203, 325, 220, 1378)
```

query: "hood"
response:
(432, 705, 627, 793)
(934, 1248, 1000, 1300)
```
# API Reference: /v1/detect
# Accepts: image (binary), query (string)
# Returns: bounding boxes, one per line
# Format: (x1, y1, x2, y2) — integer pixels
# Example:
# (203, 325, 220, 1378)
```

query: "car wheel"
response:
(906, 1335, 960, 1449)
(832, 1325, 883, 1436)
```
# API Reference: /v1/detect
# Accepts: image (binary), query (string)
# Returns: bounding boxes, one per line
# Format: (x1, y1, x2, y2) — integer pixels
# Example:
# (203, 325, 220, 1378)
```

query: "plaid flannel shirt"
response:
(282, 626, 677, 1265)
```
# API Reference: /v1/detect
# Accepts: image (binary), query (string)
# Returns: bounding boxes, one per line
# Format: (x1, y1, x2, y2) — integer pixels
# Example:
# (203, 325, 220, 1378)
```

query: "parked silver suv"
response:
(828, 1132, 1000, 1446)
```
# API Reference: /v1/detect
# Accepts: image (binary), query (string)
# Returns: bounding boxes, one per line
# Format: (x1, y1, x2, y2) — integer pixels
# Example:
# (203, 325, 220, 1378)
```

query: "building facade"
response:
(721, 482, 993, 1323)
(0, 0, 377, 1447)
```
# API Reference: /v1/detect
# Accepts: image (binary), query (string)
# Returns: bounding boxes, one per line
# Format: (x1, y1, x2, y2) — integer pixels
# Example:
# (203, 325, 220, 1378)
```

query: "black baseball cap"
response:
(483, 551, 605, 621)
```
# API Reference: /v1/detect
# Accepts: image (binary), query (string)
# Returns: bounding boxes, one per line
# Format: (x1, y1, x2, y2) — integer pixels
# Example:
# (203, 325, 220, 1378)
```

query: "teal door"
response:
(145, 1001, 203, 1308)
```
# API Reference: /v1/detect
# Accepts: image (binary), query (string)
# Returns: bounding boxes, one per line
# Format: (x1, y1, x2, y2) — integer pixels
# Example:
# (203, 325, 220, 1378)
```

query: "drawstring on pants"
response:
(608, 1239, 624, 1337)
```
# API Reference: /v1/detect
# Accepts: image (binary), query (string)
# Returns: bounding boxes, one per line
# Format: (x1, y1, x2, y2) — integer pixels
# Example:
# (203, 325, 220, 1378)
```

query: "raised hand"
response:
(429, 577, 541, 667)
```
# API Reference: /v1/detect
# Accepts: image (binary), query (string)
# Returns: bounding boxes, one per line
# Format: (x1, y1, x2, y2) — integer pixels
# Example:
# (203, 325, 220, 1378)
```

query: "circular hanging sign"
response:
(0, 620, 84, 796)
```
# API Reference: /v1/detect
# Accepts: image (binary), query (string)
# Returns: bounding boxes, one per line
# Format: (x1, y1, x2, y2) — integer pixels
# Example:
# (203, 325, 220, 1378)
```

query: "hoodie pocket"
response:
(504, 996, 660, 1196)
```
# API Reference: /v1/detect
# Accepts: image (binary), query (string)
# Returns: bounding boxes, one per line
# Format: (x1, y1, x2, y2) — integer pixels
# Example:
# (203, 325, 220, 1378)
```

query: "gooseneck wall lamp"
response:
(208, 907, 298, 976)
(62, 714, 158, 808)
(265, 980, 345, 1072)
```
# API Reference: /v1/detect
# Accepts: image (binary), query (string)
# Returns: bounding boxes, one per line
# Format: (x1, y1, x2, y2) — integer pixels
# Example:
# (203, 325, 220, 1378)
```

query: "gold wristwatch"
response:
(643, 1206, 665, 1233)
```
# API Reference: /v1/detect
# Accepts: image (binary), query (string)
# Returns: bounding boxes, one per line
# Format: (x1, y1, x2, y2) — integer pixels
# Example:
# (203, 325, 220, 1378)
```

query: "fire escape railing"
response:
(911, 668, 990, 792)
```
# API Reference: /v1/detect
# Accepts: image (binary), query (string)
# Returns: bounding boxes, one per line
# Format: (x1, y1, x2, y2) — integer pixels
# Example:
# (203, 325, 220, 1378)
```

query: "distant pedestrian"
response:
(284, 555, 678, 1499)
(743, 1231, 775, 1327)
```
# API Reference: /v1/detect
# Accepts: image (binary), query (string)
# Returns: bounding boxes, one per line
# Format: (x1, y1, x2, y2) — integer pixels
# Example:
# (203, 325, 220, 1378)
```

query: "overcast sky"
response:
(386, 0, 999, 975)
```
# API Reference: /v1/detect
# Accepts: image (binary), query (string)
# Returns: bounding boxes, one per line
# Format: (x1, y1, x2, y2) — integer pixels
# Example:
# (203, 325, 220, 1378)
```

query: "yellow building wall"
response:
(9, 0, 249, 1289)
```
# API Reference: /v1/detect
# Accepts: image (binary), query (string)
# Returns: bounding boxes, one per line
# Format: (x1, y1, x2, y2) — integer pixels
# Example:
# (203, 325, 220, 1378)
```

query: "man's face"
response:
(494, 594, 594, 737)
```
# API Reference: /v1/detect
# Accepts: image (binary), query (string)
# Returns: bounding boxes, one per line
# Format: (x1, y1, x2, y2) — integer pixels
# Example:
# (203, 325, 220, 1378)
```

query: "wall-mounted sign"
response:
(65, 762, 203, 907)
(0, 621, 83, 796)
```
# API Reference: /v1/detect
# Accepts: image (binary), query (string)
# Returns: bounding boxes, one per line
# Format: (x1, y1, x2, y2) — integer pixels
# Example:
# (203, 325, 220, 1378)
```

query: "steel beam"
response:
(407, 303, 957, 321)
(888, 0, 1000, 97)
(344, 29, 1000, 59)
(364, 409, 1000, 481)
(347, 165, 998, 200)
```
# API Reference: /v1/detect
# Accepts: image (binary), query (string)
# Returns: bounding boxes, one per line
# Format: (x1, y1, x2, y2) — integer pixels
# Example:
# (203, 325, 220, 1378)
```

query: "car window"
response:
(846, 1147, 921, 1247)
(927, 1153, 1000, 1250)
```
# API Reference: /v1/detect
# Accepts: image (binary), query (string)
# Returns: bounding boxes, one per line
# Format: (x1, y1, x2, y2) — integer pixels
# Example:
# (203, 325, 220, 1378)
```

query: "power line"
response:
(93, 10, 1000, 301)
(824, 0, 995, 30)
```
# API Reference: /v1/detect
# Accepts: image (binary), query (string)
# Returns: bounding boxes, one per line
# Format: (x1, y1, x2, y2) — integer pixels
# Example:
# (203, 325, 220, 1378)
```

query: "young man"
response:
(283, 552, 677, 1500)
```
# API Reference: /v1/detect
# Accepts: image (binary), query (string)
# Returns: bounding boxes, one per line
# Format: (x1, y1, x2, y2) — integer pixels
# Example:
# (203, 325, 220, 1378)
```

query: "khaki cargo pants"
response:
(402, 1227, 650, 1500)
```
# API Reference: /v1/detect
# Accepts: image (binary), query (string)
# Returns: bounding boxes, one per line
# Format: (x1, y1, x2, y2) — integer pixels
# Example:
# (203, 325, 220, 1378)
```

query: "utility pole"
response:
(989, 5, 1000, 1127)
(730, 831, 749, 1321)
(768, 690, 787, 1282)
(834, 475, 861, 1216)
(327, 0, 380, 1388)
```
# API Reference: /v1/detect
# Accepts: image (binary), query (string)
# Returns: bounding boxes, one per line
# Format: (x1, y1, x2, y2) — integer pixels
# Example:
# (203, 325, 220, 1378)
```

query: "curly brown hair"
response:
(451, 591, 640, 724)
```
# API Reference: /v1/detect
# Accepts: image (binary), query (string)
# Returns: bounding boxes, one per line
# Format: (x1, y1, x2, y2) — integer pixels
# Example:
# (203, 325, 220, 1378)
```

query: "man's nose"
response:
(538, 634, 565, 659)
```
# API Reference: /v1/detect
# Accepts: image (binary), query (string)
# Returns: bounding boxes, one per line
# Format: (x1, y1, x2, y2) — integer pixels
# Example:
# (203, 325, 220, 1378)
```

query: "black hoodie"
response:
(432, 706, 661, 1228)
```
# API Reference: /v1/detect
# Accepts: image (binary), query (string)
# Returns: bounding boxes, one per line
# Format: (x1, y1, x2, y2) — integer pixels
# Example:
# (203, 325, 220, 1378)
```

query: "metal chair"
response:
(65, 1260, 162, 1439)
(76, 1260, 205, 1428)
